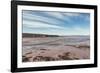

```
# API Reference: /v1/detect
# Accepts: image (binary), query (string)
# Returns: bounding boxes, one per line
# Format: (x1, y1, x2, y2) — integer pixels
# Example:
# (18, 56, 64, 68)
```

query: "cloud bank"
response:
(22, 10, 90, 35)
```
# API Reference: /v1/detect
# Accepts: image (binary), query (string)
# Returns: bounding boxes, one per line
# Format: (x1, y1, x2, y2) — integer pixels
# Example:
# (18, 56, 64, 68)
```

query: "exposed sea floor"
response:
(22, 36, 90, 62)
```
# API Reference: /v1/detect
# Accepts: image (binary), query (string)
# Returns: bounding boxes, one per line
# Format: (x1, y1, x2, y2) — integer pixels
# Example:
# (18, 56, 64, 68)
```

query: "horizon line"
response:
(22, 32, 90, 36)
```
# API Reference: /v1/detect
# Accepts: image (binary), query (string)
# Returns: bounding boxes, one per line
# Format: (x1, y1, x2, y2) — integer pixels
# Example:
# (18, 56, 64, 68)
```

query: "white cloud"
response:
(63, 13, 80, 16)
(23, 12, 64, 26)
(43, 12, 64, 19)
(23, 20, 65, 29)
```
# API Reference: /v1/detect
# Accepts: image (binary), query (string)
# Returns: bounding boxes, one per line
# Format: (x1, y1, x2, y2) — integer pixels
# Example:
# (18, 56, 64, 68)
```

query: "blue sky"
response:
(22, 10, 90, 35)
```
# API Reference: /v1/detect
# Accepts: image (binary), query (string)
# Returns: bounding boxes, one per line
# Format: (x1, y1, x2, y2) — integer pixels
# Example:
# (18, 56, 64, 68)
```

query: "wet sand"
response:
(22, 36, 90, 62)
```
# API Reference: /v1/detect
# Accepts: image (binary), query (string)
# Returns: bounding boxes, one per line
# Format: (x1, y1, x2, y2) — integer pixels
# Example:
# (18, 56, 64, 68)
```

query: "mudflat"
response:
(22, 36, 90, 62)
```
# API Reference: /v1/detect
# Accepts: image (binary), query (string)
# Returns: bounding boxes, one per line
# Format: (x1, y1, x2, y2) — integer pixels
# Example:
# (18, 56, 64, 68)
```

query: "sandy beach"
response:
(22, 36, 90, 62)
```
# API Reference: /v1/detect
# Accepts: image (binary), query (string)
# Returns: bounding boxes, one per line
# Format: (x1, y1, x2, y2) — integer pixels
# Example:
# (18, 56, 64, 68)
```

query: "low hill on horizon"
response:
(22, 33, 59, 38)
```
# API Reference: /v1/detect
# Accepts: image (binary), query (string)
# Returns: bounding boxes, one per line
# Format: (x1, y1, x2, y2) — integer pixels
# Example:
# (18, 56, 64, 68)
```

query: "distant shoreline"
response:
(22, 33, 90, 38)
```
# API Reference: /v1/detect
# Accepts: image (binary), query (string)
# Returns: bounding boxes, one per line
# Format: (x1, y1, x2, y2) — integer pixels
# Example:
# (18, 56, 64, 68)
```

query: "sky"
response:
(22, 10, 90, 35)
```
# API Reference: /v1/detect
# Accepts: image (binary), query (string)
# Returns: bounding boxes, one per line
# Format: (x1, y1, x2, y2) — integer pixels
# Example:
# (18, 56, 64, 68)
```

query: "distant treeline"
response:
(22, 33, 59, 38)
